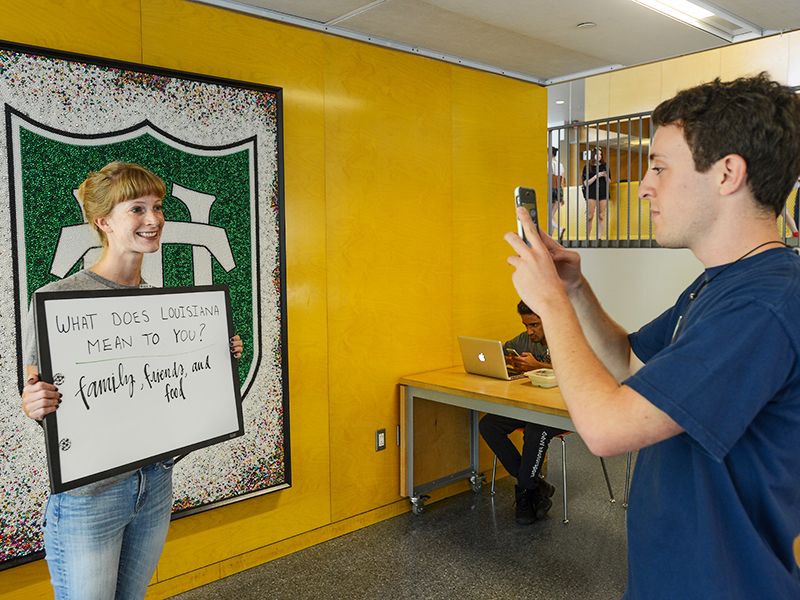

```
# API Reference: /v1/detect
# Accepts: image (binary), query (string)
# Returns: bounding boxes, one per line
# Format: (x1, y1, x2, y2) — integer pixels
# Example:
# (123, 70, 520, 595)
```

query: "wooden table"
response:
(399, 366, 573, 514)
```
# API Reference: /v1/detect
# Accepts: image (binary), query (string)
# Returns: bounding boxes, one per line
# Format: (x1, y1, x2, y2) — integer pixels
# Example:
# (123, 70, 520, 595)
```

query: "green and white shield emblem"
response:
(8, 110, 260, 393)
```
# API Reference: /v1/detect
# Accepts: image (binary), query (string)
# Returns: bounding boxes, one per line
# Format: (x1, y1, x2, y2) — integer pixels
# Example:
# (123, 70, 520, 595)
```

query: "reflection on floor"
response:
(170, 435, 630, 600)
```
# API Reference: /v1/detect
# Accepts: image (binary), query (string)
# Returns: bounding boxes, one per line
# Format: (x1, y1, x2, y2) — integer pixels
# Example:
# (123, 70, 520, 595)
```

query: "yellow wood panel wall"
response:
(0, 0, 142, 63)
(608, 63, 663, 117)
(323, 36, 455, 521)
(0, 0, 548, 598)
(790, 34, 800, 86)
(451, 68, 546, 355)
(720, 34, 790, 83)
(450, 67, 546, 470)
(585, 74, 610, 125)
(586, 31, 800, 120)
(661, 50, 722, 100)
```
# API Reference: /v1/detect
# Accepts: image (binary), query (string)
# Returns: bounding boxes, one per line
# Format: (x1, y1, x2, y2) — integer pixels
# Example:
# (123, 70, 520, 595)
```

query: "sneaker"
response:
(514, 485, 536, 525)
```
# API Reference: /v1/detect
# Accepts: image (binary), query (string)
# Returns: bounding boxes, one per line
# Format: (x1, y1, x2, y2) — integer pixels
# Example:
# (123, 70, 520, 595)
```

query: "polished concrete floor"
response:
(171, 436, 631, 600)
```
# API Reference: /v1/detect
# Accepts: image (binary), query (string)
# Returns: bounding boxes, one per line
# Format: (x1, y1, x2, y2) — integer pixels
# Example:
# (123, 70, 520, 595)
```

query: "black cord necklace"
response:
(688, 240, 788, 300)
(672, 240, 788, 342)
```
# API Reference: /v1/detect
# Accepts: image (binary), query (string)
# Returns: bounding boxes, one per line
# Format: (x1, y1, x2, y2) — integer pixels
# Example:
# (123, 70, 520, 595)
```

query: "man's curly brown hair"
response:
(652, 73, 800, 216)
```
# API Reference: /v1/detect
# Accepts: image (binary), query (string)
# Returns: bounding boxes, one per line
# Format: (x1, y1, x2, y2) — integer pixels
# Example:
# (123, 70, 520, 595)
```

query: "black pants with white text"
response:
(479, 413, 566, 490)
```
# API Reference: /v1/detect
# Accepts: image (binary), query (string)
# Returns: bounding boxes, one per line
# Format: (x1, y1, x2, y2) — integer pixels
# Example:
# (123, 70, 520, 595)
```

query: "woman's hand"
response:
(230, 335, 243, 360)
(21, 369, 60, 422)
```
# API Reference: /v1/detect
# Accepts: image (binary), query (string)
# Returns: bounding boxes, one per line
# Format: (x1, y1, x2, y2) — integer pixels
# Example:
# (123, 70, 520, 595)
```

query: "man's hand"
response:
(511, 352, 549, 372)
(21, 369, 60, 422)
(505, 206, 582, 314)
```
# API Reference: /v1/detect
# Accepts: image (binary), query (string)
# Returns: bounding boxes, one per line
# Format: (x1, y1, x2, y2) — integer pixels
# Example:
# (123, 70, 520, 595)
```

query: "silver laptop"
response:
(458, 336, 524, 380)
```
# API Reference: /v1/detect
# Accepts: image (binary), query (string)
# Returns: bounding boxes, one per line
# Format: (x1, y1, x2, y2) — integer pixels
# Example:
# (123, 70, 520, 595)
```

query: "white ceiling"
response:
(196, 0, 800, 84)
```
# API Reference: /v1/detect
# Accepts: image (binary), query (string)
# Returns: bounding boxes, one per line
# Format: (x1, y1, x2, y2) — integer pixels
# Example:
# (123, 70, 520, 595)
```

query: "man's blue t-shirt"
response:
(623, 247, 800, 599)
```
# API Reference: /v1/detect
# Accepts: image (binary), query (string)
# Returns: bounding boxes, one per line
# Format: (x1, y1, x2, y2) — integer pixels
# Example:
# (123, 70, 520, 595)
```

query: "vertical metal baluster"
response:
(587, 127, 592, 244)
(627, 117, 632, 243)
(616, 118, 621, 246)
(595, 123, 601, 243)
(638, 116, 643, 246)
(605, 119, 611, 245)
(780, 199, 786, 241)
(565, 125, 571, 246)
(637, 115, 653, 247)
(556, 130, 561, 241)
(547, 131, 553, 236)
(584, 127, 588, 244)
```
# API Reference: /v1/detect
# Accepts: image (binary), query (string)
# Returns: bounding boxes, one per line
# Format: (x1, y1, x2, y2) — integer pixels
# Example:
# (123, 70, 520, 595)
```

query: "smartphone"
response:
(505, 347, 520, 357)
(514, 186, 538, 245)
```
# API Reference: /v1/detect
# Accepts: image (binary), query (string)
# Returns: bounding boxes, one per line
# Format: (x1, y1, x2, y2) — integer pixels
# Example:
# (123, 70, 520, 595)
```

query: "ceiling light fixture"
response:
(634, 0, 713, 20)
(630, 0, 745, 42)
(631, 0, 765, 42)
(555, 100, 566, 105)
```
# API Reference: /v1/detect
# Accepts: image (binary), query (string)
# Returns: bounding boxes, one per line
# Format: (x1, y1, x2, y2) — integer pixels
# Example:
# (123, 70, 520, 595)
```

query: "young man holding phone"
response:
(478, 301, 565, 525)
(506, 74, 800, 598)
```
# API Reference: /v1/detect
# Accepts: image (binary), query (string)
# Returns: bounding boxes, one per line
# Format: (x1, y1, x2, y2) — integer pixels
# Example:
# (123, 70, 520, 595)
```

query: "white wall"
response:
(577, 248, 701, 333)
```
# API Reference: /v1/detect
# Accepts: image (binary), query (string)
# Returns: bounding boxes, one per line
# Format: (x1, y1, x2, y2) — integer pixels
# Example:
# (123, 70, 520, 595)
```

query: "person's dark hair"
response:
(517, 300, 538, 317)
(651, 72, 800, 216)
(551, 146, 558, 157)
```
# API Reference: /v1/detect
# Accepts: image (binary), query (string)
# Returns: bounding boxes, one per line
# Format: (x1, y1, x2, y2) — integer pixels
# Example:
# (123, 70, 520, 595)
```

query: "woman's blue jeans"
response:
(43, 462, 174, 600)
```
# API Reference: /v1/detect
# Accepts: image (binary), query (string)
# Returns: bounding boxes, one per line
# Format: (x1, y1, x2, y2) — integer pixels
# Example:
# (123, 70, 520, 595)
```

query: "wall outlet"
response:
(375, 428, 386, 451)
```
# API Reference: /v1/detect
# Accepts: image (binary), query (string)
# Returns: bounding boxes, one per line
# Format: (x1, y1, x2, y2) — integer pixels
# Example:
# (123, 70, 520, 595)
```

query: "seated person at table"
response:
(479, 301, 566, 525)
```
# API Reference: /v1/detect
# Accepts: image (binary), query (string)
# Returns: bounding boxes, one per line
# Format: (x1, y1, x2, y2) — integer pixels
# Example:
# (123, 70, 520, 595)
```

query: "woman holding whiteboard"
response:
(20, 162, 243, 600)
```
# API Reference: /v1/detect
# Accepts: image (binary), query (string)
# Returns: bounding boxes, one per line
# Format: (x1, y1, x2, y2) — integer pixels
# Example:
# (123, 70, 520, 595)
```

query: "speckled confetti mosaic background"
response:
(0, 45, 287, 568)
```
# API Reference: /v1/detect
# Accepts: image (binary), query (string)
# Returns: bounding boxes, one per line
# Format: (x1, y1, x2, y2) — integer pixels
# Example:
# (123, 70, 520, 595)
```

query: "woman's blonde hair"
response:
(78, 162, 166, 247)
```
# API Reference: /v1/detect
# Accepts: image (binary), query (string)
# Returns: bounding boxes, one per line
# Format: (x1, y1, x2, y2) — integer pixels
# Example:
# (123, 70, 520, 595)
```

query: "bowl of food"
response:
(525, 368, 558, 388)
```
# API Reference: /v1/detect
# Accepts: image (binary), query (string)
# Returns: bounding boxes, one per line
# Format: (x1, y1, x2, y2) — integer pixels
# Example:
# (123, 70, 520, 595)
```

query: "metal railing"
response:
(548, 96, 800, 249)
(548, 112, 652, 248)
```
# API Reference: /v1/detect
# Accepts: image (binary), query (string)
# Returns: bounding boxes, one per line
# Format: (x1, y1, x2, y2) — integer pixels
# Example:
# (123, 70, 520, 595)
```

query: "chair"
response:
(623, 450, 634, 508)
(489, 431, 618, 524)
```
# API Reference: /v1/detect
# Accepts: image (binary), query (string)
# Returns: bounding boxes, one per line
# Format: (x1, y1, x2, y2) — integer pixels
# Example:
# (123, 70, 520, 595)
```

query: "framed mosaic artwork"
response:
(0, 40, 289, 569)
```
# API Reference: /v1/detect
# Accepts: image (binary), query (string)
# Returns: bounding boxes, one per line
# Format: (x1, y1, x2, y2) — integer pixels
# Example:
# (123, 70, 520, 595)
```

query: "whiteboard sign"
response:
(35, 285, 244, 493)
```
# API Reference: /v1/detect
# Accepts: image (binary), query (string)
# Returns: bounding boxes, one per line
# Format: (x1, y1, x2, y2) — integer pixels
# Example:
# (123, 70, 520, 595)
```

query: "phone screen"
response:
(514, 186, 538, 245)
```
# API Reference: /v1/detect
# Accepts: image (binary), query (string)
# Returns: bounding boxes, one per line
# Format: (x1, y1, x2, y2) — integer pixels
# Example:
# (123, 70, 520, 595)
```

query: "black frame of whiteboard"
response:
(34, 284, 244, 494)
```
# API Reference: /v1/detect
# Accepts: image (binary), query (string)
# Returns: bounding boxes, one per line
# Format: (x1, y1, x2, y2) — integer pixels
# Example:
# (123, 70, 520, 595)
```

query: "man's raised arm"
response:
(505, 208, 682, 457)
(536, 231, 640, 381)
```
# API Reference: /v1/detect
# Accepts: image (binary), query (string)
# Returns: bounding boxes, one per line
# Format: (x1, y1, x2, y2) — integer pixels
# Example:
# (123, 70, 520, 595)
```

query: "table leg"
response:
(403, 385, 415, 500)
(468, 409, 484, 492)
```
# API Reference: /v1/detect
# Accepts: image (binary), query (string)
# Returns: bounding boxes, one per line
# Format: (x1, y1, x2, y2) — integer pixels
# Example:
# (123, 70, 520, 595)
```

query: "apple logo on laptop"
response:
(478, 352, 486, 362)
